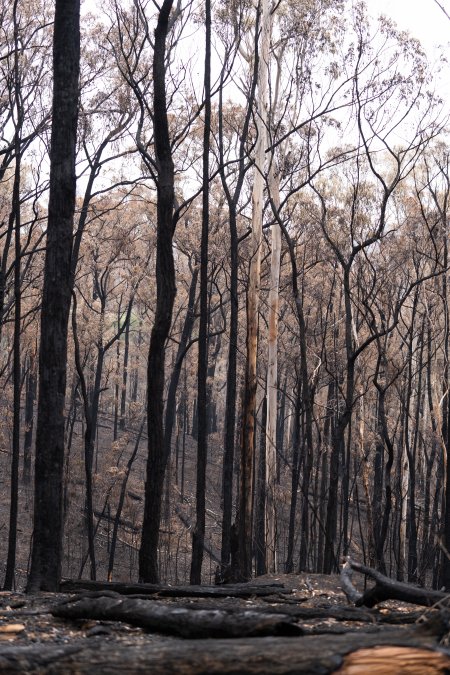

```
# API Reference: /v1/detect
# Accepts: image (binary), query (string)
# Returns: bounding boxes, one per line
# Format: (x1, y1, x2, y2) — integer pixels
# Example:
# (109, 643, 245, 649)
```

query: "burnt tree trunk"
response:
(164, 265, 198, 464)
(190, 0, 211, 585)
(4, 2, 22, 589)
(255, 395, 267, 576)
(119, 298, 133, 430)
(22, 350, 36, 485)
(285, 373, 302, 574)
(108, 421, 144, 580)
(218, 26, 258, 574)
(27, 0, 80, 592)
(139, 0, 177, 584)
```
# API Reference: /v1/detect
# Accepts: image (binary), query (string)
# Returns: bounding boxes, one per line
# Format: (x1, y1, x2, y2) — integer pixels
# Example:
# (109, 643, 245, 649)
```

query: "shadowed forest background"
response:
(2, 0, 450, 594)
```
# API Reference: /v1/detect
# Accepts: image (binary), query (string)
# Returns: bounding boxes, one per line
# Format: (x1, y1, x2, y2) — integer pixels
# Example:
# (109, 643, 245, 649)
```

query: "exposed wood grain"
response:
(336, 646, 450, 674)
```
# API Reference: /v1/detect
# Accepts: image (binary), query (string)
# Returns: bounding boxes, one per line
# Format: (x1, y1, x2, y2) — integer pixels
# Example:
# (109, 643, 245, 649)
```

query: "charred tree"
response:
(4, 0, 23, 589)
(139, 0, 178, 584)
(27, 0, 80, 593)
(190, 0, 211, 584)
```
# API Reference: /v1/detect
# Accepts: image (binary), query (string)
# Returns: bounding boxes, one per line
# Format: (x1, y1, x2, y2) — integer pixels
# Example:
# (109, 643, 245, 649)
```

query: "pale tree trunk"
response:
(359, 384, 376, 565)
(238, 0, 270, 580)
(400, 436, 410, 579)
(265, 164, 281, 574)
(353, 320, 375, 567)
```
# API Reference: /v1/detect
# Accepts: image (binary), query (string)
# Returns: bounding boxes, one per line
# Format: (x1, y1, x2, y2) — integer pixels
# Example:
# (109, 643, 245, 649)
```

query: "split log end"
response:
(335, 646, 450, 674)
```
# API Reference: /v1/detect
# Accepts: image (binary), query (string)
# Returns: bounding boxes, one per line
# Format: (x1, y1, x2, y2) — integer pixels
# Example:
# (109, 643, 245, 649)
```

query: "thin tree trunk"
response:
(119, 298, 133, 430)
(4, 6, 22, 587)
(139, 0, 177, 584)
(265, 165, 281, 574)
(276, 376, 287, 485)
(164, 266, 198, 462)
(22, 351, 36, 485)
(421, 321, 438, 581)
(217, 10, 258, 575)
(407, 314, 424, 582)
(113, 315, 121, 441)
(255, 394, 267, 576)
(441, 240, 450, 588)
(190, 0, 211, 584)
(108, 421, 144, 581)
(285, 374, 302, 573)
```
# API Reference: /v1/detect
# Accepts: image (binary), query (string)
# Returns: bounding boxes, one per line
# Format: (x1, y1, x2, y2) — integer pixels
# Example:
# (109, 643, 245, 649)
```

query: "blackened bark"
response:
(276, 378, 286, 484)
(373, 350, 393, 574)
(324, 268, 354, 574)
(239, 306, 258, 581)
(181, 367, 188, 500)
(218, 6, 259, 574)
(108, 421, 144, 580)
(5, 156, 21, 591)
(406, 310, 424, 583)
(164, 266, 198, 463)
(119, 299, 133, 430)
(22, 352, 36, 484)
(220, 207, 238, 571)
(372, 355, 385, 571)
(421, 321, 438, 581)
(317, 378, 335, 572)
(206, 331, 220, 434)
(441, 238, 450, 589)
(130, 322, 142, 404)
(285, 375, 302, 574)
(255, 395, 267, 576)
(71, 294, 99, 581)
(267, 191, 314, 573)
(139, 0, 177, 584)
(4, 3, 22, 587)
(27, 0, 80, 593)
(113, 321, 120, 441)
(190, 0, 211, 584)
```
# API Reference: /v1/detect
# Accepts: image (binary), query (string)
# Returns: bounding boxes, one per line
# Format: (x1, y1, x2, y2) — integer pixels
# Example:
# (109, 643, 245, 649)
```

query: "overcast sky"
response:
(367, 0, 449, 50)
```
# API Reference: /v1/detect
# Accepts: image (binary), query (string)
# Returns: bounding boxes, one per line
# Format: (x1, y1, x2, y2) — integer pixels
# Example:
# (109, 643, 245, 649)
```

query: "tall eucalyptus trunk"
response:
(238, 0, 270, 581)
(27, 0, 80, 592)
(265, 164, 281, 573)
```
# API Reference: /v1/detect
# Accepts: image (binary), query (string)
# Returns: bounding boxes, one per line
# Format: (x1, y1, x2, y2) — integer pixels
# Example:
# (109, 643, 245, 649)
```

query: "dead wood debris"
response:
(59, 578, 291, 598)
(341, 558, 450, 608)
(51, 594, 304, 638)
(1, 626, 450, 674)
(1, 575, 450, 673)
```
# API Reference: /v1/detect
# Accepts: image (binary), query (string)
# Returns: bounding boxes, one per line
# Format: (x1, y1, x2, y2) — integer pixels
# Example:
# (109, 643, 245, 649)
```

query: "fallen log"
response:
(93, 508, 140, 533)
(167, 600, 422, 625)
(1, 624, 450, 674)
(341, 558, 449, 608)
(51, 594, 303, 638)
(59, 579, 291, 598)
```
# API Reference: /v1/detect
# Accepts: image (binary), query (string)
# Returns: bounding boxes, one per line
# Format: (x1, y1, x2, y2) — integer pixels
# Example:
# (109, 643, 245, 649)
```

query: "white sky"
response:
(367, 0, 449, 50)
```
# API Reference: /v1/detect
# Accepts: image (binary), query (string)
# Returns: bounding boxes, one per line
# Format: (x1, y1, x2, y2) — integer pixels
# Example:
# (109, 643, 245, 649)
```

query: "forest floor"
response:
(1, 573, 449, 673)
(1, 420, 448, 671)
(0, 573, 343, 646)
